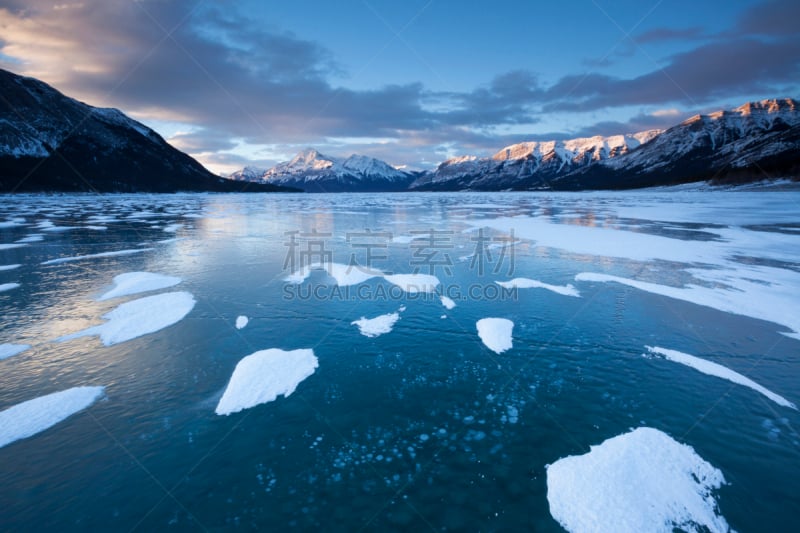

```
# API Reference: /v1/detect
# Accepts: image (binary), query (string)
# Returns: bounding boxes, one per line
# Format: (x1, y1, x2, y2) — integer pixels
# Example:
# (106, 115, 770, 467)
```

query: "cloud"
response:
(736, 0, 800, 36)
(635, 27, 706, 44)
(1, 0, 798, 170)
(543, 36, 800, 112)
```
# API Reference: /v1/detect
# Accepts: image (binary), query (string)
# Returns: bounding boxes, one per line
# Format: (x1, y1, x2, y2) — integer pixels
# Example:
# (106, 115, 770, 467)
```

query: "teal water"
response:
(0, 192, 798, 531)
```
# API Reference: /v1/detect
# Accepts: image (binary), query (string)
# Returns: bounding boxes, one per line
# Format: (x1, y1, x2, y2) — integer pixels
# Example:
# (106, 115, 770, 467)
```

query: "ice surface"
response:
(235, 315, 249, 329)
(215, 348, 318, 415)
(97, 272, 182, 301)
(163, 223, 184, 233)
(285, 262, 383, 286)
(0, 243, 26, 250)
(646, 346, 796, 409)
(0, 386, 105, 448)
(42, 248, 154, 265)
(352, 312, 400, 338)
(496, 278, 580, 297)
(58, 292, 195, 346)
(0, 343, 30, 360)
(15, 234, 43, 243)
(0, 283, 20, 292)
(383, 274, 440, 294)
(476, 318, 514, 354)
(0, 264, 20, 271)
(440, 295, 456, 309)
(285, 264, 439, 293)
(547, 427, 730, 533)
(576, 271, 800, 339)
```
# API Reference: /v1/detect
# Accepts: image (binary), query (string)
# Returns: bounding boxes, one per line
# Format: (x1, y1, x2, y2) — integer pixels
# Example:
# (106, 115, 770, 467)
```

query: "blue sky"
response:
(1, 0, 798, 173)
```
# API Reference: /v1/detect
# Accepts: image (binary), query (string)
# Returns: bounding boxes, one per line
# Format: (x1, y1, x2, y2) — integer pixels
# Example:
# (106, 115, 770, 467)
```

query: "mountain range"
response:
(230, 149, 417, 192)
(233, 98, 799, 192)
(0, 67, 797, 193)
(0, 69, 294, 193)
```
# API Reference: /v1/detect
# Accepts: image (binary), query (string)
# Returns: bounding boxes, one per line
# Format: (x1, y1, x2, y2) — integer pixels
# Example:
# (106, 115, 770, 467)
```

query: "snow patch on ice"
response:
(285, 263, 440, 293)
(0, 283, 20, 292)
(497, 278, 580, 297)
(15, 234, 43, 243)
(383, 273, 440, 293)
(352, 312, 400, 338)
(440, 295, 456, 309)
(0, 264, 20, 271)
(576, 270, 800, 340)
(285, 262, 383, 287)
(98, 272, 182, 301)
(0, 343, 30, 360)
(646, 346, 796, 409)
(0, 243, 26, 251)
(546, 427, 730, 533)
(476, 318, 514, 354)
(59, 292, 195, 346)
(235, 315, 249, 329)
(215, 348, 318, 415)
(0, 386, 105, 448)
(42, 248, 154, 265)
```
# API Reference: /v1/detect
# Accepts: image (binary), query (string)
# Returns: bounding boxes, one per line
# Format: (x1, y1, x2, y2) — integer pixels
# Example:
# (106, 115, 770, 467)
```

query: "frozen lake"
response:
(0, 191, 798, 531)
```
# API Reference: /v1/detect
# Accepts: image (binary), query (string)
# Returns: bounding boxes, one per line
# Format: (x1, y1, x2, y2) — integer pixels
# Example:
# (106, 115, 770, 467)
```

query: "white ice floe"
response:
(352, 312, 400, 338)
(440, 295, 456, 309)
(215, 348, 318, 415)
(496, 278, 580, 297)
(42, 248, 154, 265)
(383, 273, 440, 293)
(0, 243, 26, 250)
(285, 263, 440, 294)
(0, 343, 30, 360)
(84, 225, 107, 231)
(546, 427, 730, 533)
(59, 292, 195, 346)
(97, 272, 182, 301)
(0, 264, 20, 271)
(0, 283, 20, 292)
(646, 346, 796, 409)
(476, 318, 514, 354)
(235, 315, 249, 329)
(576, 269, 800, 340)
(15, 234, 43, 243)
(285, 262, 383, 287)
(163, 223, 184, 233)
(0, 386, 105, 448)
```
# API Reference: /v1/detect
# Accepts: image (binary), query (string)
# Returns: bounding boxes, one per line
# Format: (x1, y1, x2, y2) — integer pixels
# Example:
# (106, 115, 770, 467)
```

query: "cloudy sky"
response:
(1, 0, 798, 173)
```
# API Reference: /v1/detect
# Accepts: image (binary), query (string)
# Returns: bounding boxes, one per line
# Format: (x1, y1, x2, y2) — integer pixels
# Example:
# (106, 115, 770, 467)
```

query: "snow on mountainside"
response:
(0, 68, 293, 192)
(411, 130, 662, 190)
(231, 149, 417, 192)
(413, 98, 800, 191)
(554, 98, 800, 190)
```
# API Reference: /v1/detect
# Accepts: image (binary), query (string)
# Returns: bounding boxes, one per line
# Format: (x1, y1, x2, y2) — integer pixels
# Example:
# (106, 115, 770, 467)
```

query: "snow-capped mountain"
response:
(551, 98, 800, 190)
(412, 98, 800, 191)
(232, 149, 417, 192)
(228, 166, 268, 182)
(0, 68, 293, 192)
(410, 131, 662, 190)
